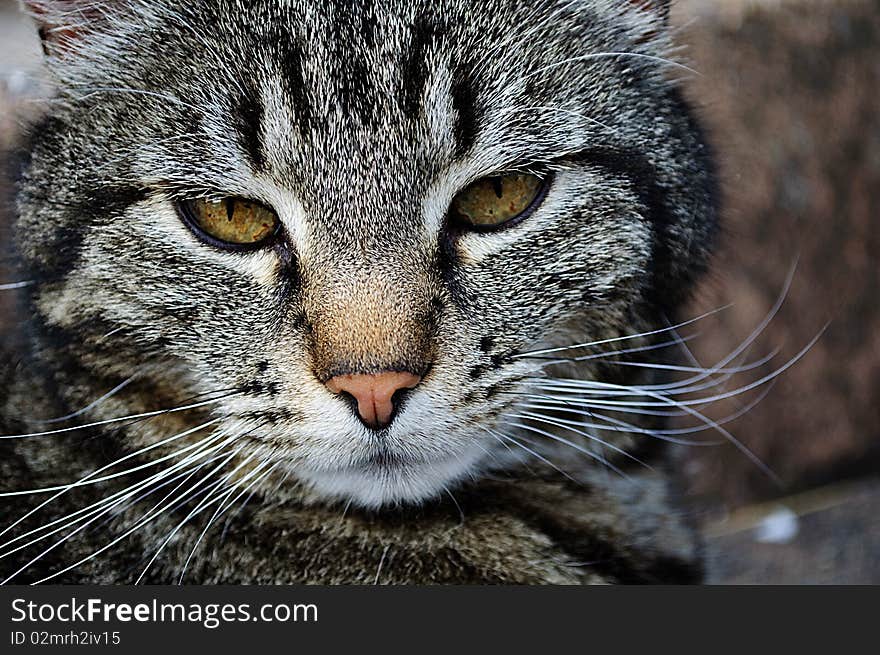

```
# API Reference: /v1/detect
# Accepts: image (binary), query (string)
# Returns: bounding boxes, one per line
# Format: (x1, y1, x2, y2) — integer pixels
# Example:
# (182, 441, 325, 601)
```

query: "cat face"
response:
(18, 0, 716, 507)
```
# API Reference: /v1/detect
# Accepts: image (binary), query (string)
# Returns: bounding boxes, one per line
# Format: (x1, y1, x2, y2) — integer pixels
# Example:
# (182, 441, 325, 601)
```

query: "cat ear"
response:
(20, 1, 111, 57)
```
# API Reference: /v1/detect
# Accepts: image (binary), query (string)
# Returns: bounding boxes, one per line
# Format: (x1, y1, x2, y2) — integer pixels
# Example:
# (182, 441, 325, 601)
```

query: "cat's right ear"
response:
(20, 0, 109, 58)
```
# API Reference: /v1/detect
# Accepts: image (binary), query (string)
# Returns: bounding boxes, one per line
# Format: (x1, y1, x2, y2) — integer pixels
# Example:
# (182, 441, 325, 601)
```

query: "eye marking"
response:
(450, 173, 550, 231)
(177, 197, 281, 251)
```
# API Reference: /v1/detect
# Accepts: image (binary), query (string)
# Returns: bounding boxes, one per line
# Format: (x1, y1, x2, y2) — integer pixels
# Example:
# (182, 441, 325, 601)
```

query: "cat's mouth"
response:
(291, 443, 487, 508)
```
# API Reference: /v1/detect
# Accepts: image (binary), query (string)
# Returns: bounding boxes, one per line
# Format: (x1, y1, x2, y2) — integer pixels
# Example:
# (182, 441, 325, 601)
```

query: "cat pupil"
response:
(492, 178, 504, 198)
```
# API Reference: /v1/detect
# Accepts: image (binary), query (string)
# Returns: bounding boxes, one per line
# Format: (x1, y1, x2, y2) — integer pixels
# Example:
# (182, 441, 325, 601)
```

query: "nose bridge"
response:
(305, 260, 436, 382)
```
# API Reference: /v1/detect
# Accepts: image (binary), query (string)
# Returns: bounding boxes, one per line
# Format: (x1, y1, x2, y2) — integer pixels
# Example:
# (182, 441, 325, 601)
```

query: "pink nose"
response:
(325, 371, 422, 429)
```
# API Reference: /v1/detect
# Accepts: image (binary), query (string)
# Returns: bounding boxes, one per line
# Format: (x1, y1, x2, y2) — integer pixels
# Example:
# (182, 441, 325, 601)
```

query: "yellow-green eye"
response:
(179, 197, 280, 249)
(450, 173, 547, 229)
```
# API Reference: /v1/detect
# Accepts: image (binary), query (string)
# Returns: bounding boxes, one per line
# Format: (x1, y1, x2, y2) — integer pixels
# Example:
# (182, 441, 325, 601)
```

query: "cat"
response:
(0, 0, 720, 583)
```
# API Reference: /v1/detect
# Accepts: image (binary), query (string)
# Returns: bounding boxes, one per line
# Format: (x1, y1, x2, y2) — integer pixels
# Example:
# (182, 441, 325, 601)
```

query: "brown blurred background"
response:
(670, 0, 880, 583)
(1, 0, 878, 583)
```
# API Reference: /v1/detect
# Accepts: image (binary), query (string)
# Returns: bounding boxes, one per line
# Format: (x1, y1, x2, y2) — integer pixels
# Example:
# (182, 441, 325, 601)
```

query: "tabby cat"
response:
(0, 0, 720, 583)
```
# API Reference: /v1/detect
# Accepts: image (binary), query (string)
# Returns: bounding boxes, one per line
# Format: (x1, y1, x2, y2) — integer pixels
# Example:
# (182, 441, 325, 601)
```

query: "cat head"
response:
(16, 0, 716, 507)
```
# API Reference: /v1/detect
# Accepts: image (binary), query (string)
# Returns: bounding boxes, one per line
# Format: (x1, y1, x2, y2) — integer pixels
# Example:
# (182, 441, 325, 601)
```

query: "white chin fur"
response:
(295, 448, 485, 509)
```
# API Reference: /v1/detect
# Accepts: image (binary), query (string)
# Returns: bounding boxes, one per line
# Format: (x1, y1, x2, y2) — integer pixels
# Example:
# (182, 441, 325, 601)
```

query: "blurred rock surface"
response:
(673, 0, 880, 510)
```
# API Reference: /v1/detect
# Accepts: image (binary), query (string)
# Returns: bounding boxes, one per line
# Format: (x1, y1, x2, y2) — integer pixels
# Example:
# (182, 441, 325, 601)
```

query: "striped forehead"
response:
(207, 0, 662, 235)
(229, 7, 473, 177)
(217, 6, 489, 245)
(215, 0, 651, 178)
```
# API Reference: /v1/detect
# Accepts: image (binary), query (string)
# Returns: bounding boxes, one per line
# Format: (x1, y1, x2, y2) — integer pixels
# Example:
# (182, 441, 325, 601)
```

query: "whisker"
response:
(532, 347, 778, 401)
(34, 376, 138, 424)
(0, 281, 34, 291)
(0, 392, 241, 440)
(524, 333, 701, 365)
(0, 445, 234, 563)
(0, 419, 223, 541)
(338, 498, 354, 523)
(98, 326, 128, 341)
(499, 389, 688, 418)
(616, 261, 799, 396)
(638, 347, 776, 395)
(373, 545, 391, 586)
(535, 378, 786, 485)
(523, 51, 701, 80)
(81, 450, 237, 538)
(156, 422, 272, 520)
(477, 425, 540, 477)
(515, 401, 718, 446)
(482, 426, 579, 484)
(604, 352, 779, 377)
(519, 380, 776, 445)
(19, 443, 249, 586)
(136, 449, 272, 584)
(513, 304, 730, 359)
(442, 486, 466, 525)
(177, 456, 278, 584)
(219, 468, 281, 543)
(0, 419, 224, 498)
(0, 419, 272, 568)
(2, 440, 244, 585)
(504, 411, 649, 468)
(533, 326, 823, 411)
(504, 421, 628, 479)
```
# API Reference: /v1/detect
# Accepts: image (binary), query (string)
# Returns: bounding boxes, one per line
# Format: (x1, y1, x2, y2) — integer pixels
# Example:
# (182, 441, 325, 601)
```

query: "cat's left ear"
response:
(20, 0, 111, 58)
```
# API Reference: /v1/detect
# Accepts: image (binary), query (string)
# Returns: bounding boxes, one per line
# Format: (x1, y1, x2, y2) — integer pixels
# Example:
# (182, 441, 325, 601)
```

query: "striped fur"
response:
(1, 0, 715, 584)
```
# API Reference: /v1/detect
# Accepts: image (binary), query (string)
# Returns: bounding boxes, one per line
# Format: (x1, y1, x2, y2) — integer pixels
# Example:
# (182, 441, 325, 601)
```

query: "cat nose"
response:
(325, 371, 422, 429)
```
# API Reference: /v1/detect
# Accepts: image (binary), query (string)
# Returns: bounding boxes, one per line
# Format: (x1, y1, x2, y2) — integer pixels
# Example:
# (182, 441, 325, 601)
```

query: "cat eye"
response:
(178, 197, 280, 249)
(450, 173, 548, 230)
